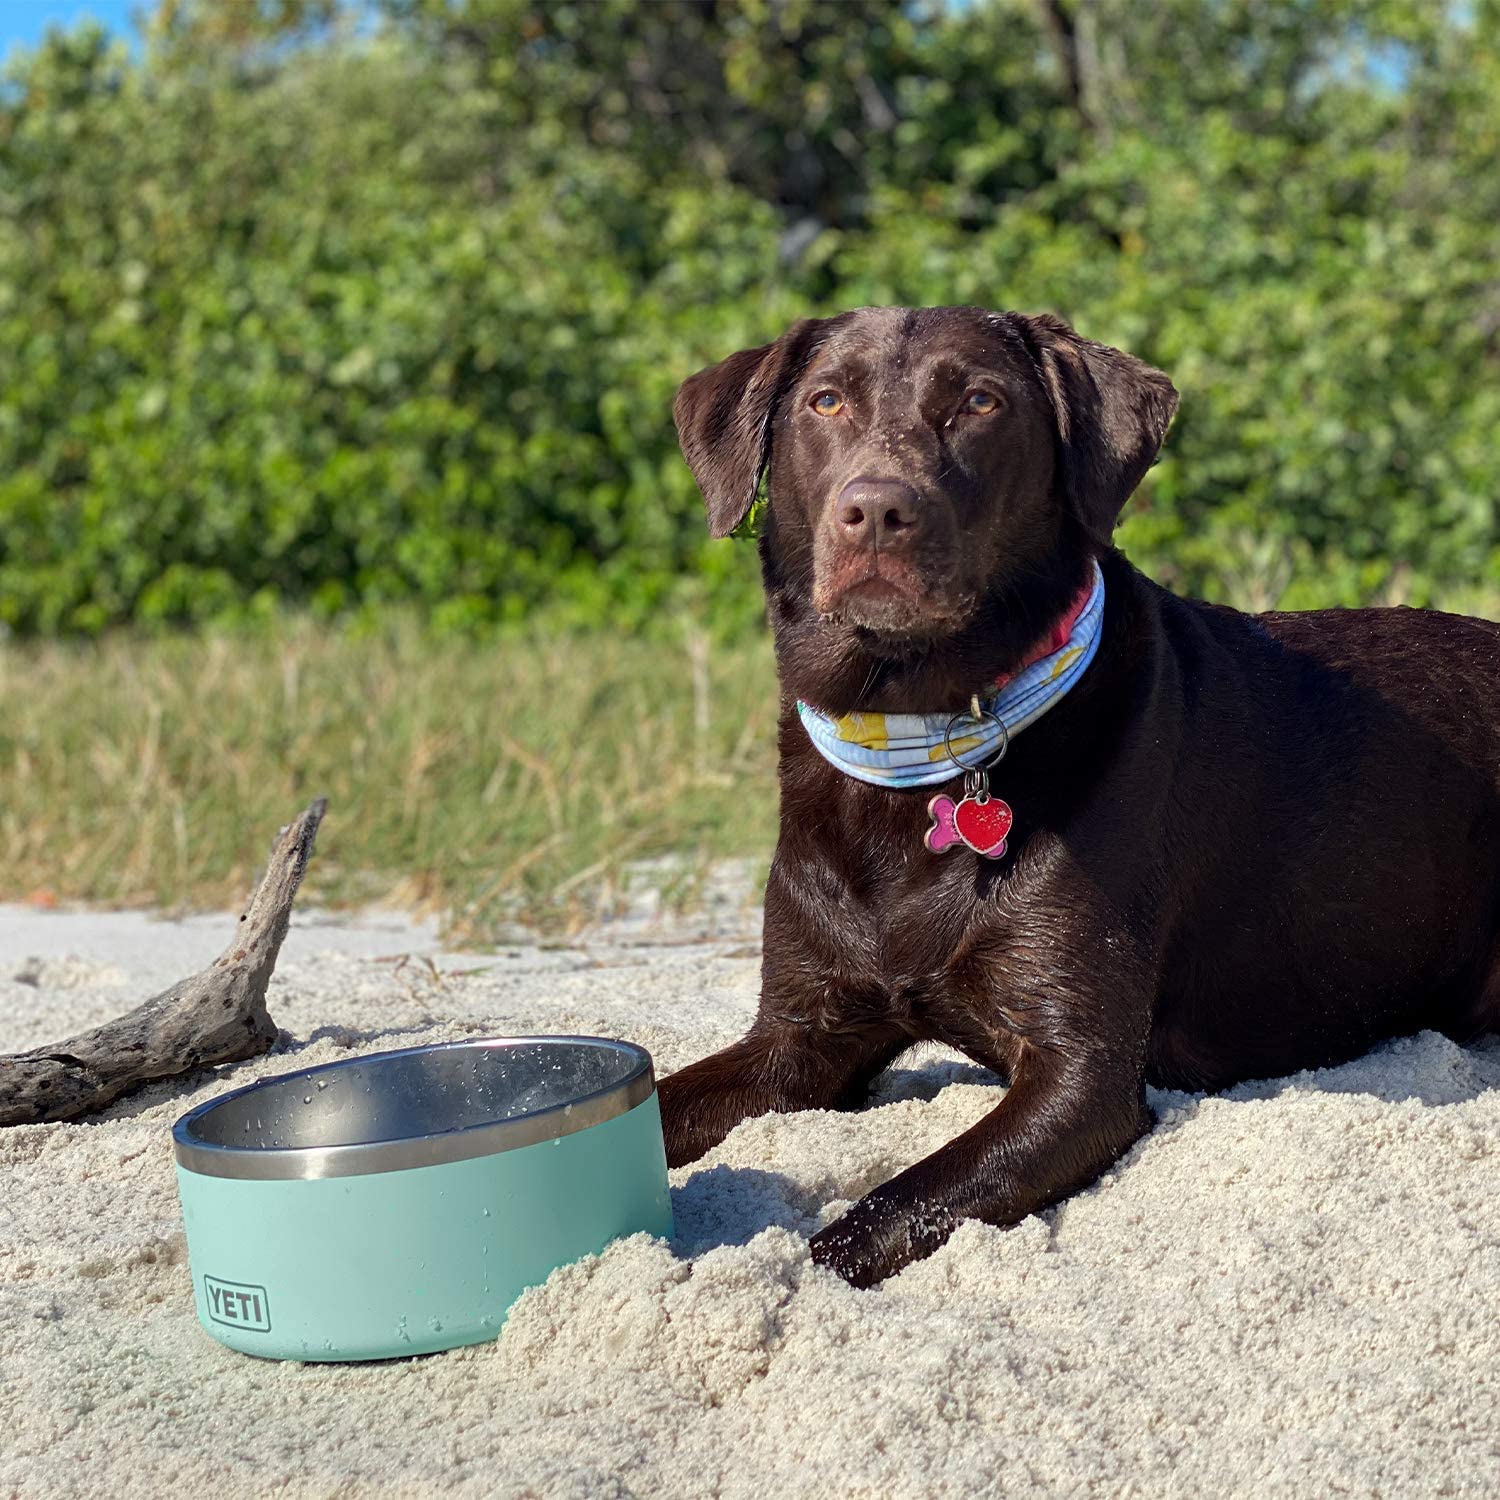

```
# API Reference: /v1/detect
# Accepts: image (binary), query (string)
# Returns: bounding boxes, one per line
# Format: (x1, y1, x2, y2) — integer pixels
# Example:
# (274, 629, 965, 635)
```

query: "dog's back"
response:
(1148, 585, 1500, 1086)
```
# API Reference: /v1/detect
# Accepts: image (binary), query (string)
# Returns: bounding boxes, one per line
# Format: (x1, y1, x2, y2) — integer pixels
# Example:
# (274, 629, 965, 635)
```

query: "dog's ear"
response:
(1019, 313, 1179, 543)
(673, 320, 822, 538)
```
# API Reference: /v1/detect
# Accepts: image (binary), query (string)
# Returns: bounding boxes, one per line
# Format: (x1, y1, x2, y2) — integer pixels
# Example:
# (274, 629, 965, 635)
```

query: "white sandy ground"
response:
(2, 904, 1499, 1499)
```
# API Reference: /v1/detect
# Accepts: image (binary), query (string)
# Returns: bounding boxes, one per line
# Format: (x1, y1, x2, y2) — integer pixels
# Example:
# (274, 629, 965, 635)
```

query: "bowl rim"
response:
(172, 1035, 656, 1182)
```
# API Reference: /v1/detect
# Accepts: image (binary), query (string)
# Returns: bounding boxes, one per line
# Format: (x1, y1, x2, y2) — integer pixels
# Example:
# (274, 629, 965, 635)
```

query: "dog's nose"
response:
(834, 478, 922, 546)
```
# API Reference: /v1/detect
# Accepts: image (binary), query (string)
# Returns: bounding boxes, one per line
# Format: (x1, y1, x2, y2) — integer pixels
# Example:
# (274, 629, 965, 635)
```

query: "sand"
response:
(3, 903, 1499, 1499)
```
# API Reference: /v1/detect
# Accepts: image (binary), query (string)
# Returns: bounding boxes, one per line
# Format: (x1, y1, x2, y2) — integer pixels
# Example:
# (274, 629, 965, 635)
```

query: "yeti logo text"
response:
(204, 1276, 272, 1332)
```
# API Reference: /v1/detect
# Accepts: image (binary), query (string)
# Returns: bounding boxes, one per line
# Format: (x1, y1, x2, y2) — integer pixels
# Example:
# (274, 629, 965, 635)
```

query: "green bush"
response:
(1, 1, 1497, 636)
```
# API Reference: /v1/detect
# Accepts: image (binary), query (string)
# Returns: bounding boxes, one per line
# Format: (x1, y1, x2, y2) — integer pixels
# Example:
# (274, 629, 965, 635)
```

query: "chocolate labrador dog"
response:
(661, 304, 1500, 1287)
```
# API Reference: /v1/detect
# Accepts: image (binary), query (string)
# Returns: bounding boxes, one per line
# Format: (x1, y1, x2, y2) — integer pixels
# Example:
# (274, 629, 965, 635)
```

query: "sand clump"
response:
(2, 908, 1498, 1498)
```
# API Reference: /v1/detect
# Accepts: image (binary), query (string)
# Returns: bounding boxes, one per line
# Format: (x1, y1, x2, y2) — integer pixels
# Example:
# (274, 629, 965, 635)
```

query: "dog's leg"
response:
(807, 1046, 1151, 1286)
(658, 1021, 908, 1168)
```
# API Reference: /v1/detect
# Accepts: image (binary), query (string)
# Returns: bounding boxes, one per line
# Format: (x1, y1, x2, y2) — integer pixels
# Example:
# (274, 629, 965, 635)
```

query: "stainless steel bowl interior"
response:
(173, 1036, 654, 1180)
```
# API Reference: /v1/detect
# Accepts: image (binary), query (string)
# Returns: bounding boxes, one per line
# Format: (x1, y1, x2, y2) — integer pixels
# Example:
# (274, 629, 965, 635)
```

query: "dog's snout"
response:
(835, 478, 922, 545)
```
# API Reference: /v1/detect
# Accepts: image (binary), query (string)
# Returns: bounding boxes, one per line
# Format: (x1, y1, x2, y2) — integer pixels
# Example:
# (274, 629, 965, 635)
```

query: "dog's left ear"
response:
(673, 319, 823, 538)
(1019, 312, 1179, 543)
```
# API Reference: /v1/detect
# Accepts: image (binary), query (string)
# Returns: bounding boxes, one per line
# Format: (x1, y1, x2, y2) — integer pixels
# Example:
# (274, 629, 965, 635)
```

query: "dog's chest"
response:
(800, 842, 1037, 1041)
(775, 753, 1068, 1047)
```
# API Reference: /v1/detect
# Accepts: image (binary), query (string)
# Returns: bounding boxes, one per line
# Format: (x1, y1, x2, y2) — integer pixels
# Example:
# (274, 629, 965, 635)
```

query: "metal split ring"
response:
(942, 701, 1010, 773)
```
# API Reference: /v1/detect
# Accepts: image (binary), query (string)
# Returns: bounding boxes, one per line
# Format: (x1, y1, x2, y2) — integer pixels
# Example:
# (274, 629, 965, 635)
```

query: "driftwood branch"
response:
(0, 798, 327, 1127)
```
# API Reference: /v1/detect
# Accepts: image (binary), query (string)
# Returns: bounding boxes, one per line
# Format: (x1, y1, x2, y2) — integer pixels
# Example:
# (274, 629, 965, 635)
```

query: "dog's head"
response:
(673, 306, 1177, 712)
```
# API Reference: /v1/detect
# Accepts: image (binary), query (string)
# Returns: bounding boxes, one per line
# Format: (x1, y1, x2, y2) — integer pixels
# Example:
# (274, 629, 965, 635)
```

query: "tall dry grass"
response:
(0, 619, 779, 939)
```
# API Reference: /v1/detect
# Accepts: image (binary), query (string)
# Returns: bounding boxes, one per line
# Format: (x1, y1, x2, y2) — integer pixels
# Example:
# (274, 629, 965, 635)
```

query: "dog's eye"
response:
(811, 391, 844, 417)
(963, 390, 1001, 416)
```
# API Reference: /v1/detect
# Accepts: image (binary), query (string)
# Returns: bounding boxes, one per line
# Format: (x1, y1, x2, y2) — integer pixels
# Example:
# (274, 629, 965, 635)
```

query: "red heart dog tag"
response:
(954, 793, 1012, 856)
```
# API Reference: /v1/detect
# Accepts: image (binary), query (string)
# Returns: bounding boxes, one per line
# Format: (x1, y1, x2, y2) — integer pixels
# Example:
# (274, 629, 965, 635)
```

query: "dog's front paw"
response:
(809, 1188, 960, 1288)
(656, 1069, 713, 1168)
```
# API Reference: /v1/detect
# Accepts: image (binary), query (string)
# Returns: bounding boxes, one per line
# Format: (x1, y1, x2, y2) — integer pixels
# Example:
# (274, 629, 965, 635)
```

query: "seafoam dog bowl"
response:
(172, 1036, 672, 1362)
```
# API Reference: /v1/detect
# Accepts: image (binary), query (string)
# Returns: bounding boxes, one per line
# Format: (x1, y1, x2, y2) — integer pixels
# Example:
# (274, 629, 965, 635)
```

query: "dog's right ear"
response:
(673, 320, 821, 538)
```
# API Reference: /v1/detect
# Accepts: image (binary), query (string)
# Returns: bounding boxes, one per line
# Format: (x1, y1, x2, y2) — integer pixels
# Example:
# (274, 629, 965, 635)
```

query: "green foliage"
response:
(1, 0, 1498, 636)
